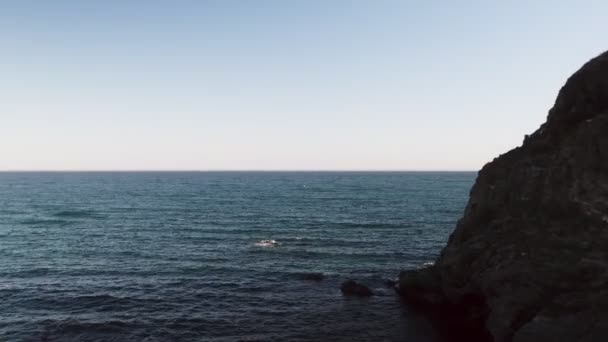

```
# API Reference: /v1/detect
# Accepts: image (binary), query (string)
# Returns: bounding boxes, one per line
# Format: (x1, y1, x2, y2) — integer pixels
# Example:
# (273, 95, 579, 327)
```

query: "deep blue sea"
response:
(0, 172, 475, 342)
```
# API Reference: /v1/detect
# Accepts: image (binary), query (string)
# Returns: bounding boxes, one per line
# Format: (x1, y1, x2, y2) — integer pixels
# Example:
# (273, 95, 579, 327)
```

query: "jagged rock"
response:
(398, 51, 608, 342)
(340, 280, 373, 297)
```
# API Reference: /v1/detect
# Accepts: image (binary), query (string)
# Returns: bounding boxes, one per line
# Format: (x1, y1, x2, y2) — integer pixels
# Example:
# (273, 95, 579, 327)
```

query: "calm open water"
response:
(0, 172, 475, 342)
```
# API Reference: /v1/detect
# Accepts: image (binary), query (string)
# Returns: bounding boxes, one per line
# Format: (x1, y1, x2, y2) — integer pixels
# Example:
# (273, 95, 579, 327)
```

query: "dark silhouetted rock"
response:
(398, 51, 608, 342)
(384, 278, 397, 289)
(399, 269, 444, 305)
(341, 280, 373, 297)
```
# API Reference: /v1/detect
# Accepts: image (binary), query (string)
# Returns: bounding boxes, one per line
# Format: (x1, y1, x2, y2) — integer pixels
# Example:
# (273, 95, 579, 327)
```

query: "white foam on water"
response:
(254, 239, 280, 247)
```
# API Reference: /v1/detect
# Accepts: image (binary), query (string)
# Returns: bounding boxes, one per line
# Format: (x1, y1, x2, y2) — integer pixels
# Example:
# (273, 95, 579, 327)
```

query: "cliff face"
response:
(399, 51, 608, 342)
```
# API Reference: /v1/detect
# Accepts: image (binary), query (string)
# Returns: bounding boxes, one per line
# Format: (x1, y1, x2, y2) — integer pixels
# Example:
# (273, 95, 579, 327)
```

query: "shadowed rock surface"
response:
(341, 280, 373, 297)
(399, 51, 608, 342)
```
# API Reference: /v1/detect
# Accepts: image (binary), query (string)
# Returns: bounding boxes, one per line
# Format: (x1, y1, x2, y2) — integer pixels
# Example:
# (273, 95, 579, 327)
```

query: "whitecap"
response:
(254, 239, 280, 247)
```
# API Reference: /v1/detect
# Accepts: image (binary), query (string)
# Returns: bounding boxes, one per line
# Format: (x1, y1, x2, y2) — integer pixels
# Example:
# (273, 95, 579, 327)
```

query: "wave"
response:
(24, 319, 133, 342)
(254, 239, 280, 247)
(329, 221, 411, 230)
(294, 271, 325, 281)
(255, 248, 422, 261)
(52, 209, 101, 219)
(278, 236, 383, 248)
(19, 218, 72, 225)
(5, 267, 54, 277)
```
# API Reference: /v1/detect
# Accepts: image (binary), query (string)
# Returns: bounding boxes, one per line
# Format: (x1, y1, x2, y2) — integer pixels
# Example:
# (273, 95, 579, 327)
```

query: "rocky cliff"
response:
(399, 51, 608, 342)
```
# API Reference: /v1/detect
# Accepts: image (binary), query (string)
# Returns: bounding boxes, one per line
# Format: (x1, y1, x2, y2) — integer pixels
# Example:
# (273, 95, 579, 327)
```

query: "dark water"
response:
(0, 172, 475, 342)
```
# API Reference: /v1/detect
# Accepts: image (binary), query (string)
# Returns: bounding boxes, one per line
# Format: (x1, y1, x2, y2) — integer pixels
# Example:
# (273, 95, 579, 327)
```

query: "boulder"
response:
(341, 280, 373, 297)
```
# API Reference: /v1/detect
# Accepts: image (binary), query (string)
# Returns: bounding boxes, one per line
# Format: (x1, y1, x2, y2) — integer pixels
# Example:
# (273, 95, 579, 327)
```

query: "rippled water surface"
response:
(0, 172, 475, 341)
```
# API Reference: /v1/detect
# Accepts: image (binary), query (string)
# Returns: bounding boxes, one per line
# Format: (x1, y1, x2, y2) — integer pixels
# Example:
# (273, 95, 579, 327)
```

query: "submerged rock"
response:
(301, 272, 324, 282)
(341, 280, 373, 297)
(398, 51, 608, 342)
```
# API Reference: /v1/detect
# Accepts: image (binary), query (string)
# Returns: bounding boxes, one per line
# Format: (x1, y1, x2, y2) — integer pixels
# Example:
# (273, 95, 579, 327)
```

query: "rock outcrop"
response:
(341, 280, 373, 297)
(399, 51, 608, 342)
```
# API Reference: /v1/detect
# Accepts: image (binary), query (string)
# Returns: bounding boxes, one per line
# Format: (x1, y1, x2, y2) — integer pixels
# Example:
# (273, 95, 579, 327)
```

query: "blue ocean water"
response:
(0, 172, 475, 342)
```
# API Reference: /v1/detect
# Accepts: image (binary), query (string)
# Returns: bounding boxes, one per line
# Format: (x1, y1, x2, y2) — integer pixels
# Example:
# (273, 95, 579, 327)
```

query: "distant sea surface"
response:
(0, 172, 475, 342)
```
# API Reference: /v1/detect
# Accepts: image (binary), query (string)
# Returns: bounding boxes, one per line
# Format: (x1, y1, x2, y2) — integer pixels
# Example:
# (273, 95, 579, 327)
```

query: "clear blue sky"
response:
(1, 1, 606, 170)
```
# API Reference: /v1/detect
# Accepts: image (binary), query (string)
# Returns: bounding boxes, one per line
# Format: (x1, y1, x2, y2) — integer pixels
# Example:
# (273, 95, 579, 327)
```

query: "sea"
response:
(0, 171, 475, 342)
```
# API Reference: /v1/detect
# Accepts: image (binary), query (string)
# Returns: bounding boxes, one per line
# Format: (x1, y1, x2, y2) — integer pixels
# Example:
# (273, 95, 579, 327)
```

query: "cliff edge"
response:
(399, 51, 608, 342)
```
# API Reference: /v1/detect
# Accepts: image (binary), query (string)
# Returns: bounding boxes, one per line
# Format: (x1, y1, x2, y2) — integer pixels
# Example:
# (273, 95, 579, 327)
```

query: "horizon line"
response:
(0, 169, 478, 173)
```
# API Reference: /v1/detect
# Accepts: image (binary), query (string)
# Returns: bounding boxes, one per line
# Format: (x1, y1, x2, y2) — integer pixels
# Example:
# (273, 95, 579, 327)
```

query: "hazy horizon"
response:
(0, 169, 477, 172)
(3, 1, 607, 171)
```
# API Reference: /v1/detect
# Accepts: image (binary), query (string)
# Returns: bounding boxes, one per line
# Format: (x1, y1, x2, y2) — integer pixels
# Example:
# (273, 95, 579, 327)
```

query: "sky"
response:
(1, 0, 607, 171)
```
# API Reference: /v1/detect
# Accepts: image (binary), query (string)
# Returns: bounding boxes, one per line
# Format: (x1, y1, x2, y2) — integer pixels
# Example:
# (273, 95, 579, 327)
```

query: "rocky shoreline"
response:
(397, 51, 608, 342)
